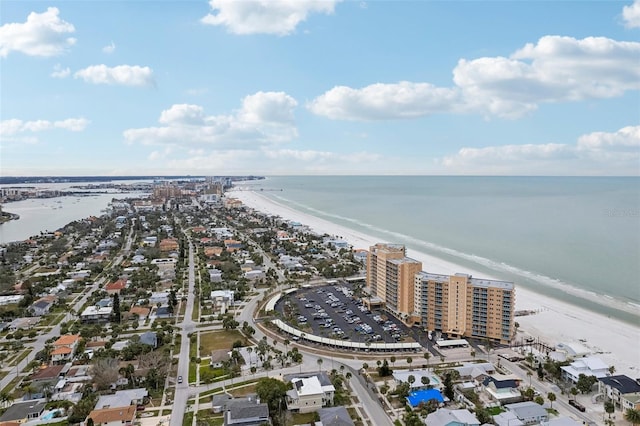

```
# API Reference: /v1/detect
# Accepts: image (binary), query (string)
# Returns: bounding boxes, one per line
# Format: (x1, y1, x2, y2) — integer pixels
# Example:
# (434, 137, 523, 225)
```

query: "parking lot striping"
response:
(275, 282, 422, 352)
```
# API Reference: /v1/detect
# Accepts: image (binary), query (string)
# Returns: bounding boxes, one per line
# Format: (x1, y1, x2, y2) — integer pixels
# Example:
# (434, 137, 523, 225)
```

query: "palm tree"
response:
(424, 352, 430, 370)
(547, 392, 556, 409)
(604, 400, 615, 418)
(390, 356, 396, 367)
(0, 391, 11, 408)
(407, 375, 415, 387)
(625, 408, 640, 425)
(406, 356, 413, 370)
(317, 358, 323, 372)
(527, 370, 533, 388)
(421, 376, 430, 388)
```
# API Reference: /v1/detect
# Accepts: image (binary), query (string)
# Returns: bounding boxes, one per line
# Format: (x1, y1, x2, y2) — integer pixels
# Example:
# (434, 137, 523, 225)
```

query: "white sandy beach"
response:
(230, 190, 640, 377)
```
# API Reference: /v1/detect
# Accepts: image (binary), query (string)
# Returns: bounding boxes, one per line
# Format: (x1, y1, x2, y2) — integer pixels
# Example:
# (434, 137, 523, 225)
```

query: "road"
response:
(498, 356, 601, 425)
(170, 239, 196, 426)
(0, 226, 136, 395)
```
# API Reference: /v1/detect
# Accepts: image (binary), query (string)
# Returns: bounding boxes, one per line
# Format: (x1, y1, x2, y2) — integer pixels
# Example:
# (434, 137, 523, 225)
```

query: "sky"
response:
(1, 0, 639, 176)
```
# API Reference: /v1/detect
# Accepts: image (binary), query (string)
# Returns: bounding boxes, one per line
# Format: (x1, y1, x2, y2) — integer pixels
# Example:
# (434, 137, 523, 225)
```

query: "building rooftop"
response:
(319, 406, 355, 426)
(0, 401, 46, 422)
(599, 375, 640, 394)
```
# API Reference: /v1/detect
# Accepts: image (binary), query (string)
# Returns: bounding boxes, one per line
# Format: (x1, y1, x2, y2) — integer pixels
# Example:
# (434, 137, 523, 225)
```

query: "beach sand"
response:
(229, 190, 640, 377)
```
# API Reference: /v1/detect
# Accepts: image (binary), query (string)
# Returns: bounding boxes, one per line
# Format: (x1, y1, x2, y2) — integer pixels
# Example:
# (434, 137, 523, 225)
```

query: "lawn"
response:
(229, 383, 257, 397)
(290, 412, 318, 424)
(488, 407, 505, 415)
(191, 297, 200, 321)
(199, 330, 249, 354)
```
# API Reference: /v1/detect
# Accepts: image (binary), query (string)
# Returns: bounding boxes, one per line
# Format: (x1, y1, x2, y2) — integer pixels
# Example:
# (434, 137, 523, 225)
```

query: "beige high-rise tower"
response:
(414, 272, 515, 344)
(366, 243, 422, 321)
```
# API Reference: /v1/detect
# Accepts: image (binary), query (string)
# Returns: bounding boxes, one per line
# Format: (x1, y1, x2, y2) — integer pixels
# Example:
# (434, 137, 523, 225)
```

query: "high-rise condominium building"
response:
(414, 272, 515, 344)
(366, 244, 422, 321)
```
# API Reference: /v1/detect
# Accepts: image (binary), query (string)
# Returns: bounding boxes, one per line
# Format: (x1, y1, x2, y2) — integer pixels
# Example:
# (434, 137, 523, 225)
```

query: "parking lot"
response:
(275, 282, 417, 346)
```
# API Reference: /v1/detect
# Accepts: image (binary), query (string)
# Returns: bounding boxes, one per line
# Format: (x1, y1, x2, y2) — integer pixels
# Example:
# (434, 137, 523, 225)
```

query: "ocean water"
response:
(242, 176, 640, 325)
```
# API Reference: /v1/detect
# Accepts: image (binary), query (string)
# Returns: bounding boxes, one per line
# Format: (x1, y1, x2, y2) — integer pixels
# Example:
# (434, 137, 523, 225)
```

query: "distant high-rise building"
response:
(414, 272, 515, 344)
(366, 243, 422, 321)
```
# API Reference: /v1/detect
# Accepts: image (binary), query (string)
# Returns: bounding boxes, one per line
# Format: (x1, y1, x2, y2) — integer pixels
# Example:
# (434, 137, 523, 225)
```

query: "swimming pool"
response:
(40, 409, 63, 421)
(406, 389, 444, 408)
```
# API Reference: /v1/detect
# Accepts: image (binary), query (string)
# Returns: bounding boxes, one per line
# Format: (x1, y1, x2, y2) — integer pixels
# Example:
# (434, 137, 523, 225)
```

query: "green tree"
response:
(403, 411, 423, 426)
(112, 293, 121, 323)
(407, 375, 416, 387)
(576, 374, 597, 394)
(548, 392, 556, 409)
(256, 378, 289, 425)
(443, 371, 455, 401)
(421, 376, 430, 388)
(406, 356, 413, 370)
(534, 395, 545, 405)
(604, 400, 615, 418)
(625, 408, 640, 426)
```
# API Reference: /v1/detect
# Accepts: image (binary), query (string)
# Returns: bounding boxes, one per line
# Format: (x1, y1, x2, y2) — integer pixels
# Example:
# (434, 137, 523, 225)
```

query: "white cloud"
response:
(51, 64, 70, 78)
(308, 82, 461, 120)
(201, 0, 339, 35)
(74, 64, 155, 87)
(124, 91, 298, 147)
(441, 125, 640, 175)
(0, 7, 76, 57)
(0, 117, 89, 140)
(102, 41, 116, 54)
(623, 0, 640, 28)
(310, 36, 640, 120)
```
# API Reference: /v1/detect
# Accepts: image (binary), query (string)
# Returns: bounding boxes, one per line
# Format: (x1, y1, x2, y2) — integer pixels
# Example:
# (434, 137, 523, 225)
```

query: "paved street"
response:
(170, 239, 196, 426)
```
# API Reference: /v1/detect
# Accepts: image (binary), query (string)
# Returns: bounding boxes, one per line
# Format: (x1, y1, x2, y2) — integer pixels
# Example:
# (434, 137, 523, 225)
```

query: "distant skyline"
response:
(1, 1, 639, 176)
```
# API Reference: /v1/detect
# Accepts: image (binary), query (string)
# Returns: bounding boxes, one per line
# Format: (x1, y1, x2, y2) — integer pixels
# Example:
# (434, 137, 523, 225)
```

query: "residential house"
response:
(159, 238, 179, 253)
(209, 268, 223, 283)
(494, 411, 525, 426)
(67, 270, 91, 279)
(149, 292, 170, 305)
(318, 406, 355, 426)
(95, 388, 149, 409)
(598, 375, 640, 411)
(51, 334, 81, 364)
(128, 306, 150, 321)
(393, 369, 440, 389)
(105, 279, 127, 295)
(139, 332, 158, 349)
(224, 239, 243, 252)
(286, 375, 336, 413)
(204, 246, 224, 258)
(244, 270, 265, 281)
(454, 362, 496, 381)
(481, 376, 522, 405)
(425, 408, 480, 426)
(210, 349, 230, 368)
(224, 398, 270, 426)
(504, 401, 549, 425)
(210, 290, 234, 314)
(81, 305, 113, 323)
(86, 405, 136, 426)
(561, 356, 609, 383)
(8, 316, 40, 331)
(29, 298, 55, 316)
(150, 258, 177, 278)
(30, 364, 65, 385)
(0, 401, 46, 423)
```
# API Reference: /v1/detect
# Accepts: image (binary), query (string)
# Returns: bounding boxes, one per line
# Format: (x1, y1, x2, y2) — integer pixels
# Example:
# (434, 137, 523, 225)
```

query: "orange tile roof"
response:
(105, 279, 126, 290)
(87, 406, 136, 424)
(51, 347, 72, 355)
(53, 334, 80, 347)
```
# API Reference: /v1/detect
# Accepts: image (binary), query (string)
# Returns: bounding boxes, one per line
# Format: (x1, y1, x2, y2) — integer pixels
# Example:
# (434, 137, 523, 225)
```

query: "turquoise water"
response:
(244, 176, 640, 325)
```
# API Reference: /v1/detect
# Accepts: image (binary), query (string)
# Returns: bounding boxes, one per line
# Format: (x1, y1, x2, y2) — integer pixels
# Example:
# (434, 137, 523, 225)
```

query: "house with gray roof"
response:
(0, 400, 46, 422)
(504, 401, 549, 424)
(426, 408, 480, 426)
(225, 397, 270, 425)
(95, 388, 149, 409)
(318, 406, 354, 426)
(139, 331, 158, 348)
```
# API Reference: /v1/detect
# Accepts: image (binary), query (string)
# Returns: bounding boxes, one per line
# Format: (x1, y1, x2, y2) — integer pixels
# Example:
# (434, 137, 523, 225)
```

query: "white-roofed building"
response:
(561, 356, 609, 383)
(286, 375, 335, 413)
(210, 289, 234, 314)
(426, 408, 480, 426)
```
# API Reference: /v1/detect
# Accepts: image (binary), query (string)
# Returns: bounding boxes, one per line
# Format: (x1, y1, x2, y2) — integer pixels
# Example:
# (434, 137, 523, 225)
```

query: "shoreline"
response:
(229, 189, 640, 378)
